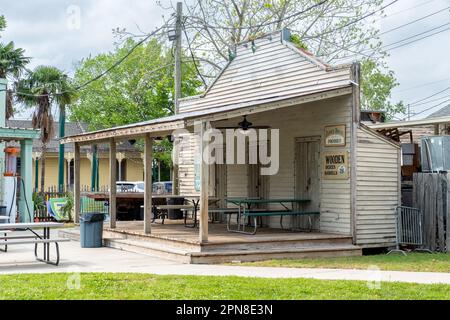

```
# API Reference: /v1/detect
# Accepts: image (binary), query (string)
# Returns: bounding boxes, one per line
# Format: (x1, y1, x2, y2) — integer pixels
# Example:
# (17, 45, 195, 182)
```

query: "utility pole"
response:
(172, 1, 182, 195)
(407, 104, 411, 121)
(174, 1, 182, 114)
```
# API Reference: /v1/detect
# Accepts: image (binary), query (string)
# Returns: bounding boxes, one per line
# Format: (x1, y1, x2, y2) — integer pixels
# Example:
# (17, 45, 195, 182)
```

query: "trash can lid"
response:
(80, 212, 105, 222)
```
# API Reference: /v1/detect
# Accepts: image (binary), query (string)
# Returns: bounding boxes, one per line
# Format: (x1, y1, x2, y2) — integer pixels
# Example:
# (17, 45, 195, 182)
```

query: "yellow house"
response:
(7, 120, 144, 191)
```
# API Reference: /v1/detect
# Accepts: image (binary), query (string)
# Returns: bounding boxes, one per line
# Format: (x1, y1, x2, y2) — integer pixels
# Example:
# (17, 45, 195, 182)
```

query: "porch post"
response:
(19, 139, 33, 222)
(199, 121, 210, 243)
(74, 143, 81, 224)
(144, 134, 153, 234)
(109, 138, 117, 229)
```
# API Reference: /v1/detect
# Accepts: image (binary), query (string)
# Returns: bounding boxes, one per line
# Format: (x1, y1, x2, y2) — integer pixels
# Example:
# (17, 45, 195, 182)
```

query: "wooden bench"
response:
(223, 210, 320, 235)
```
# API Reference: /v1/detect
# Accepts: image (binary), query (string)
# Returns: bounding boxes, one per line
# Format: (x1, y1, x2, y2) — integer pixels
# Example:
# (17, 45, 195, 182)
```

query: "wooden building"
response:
(7, 120, 144, 190)
(61, 29, 401, 262)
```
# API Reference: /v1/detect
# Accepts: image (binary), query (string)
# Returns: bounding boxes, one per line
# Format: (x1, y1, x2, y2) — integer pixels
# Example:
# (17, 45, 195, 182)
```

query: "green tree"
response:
(0, 41, 30, 118)
(161, 0, 403, 117)
(70, 38, 202, 167)
(360, 59, 404, 120)
(16, 66, 76, 191)
(0, 15, 6, 34)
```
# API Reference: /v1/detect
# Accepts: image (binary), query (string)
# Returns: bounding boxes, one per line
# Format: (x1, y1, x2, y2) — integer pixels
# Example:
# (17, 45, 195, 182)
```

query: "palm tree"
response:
(16, 66, 76, 192)
(0, 41, 30, 119)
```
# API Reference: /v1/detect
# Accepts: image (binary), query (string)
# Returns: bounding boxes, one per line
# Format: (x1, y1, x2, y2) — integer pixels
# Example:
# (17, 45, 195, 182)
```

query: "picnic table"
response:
(153, 195, 219, 228)
(223, 198, 319, 234)
(0, 222, 69, 266)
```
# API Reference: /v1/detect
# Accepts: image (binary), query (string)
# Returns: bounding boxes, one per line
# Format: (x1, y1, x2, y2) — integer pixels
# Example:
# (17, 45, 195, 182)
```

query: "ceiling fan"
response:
(215, 115, 270, 131)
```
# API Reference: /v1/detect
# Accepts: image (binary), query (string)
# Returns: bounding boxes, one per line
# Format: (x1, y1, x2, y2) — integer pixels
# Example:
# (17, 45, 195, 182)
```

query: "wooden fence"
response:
(413, 173, 450, 252)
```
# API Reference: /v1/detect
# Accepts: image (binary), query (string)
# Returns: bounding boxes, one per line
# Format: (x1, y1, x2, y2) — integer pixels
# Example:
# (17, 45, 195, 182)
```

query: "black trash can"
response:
(80, 212, 105, 248)
(167, 197, 184, 220)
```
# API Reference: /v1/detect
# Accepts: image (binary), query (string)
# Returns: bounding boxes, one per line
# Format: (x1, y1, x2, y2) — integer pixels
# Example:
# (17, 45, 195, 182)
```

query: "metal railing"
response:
(389, 206, 426, 255)
(397, 206, 424, 246)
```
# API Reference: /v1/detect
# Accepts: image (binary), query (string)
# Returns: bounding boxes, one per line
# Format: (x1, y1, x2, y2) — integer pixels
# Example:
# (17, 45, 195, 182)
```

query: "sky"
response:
(1, 0, 450, 120)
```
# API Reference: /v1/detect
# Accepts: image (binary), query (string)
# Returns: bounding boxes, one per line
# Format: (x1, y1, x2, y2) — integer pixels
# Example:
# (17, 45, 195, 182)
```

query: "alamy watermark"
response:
(66, 5, 82, 31)
(172, 122, 280, 176)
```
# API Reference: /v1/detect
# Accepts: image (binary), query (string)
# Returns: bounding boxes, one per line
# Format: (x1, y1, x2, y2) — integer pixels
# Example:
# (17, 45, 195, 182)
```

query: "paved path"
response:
(1, 238, 450, 285)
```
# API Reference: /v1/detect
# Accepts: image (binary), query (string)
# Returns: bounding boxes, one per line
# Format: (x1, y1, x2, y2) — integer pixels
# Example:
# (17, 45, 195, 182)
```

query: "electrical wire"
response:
(410, 99, 450, 118)
(393, 77, 450, 93)
(5, 20, 173, 98)
(409, 86, 450, 106)
(379, 5, 450, 35)
(185, 0, 329, 31)
(182, 21, 207, 88)
(334, 21, 450, 61)
(302, 0, 399, 40)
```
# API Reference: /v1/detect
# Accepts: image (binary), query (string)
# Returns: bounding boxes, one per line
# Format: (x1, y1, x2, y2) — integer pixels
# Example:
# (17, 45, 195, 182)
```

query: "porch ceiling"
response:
(60, 85, 352, 145)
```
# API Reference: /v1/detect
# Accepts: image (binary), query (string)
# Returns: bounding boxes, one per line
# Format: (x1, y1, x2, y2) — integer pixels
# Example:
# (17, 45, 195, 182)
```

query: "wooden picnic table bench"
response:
(223, 198, 317, 235)
(0, 222, 69, 266)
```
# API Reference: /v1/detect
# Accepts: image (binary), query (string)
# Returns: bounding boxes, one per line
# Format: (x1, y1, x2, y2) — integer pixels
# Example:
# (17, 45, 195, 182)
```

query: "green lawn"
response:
(0, 273, 448, 300)
(237, 253, 450, 273)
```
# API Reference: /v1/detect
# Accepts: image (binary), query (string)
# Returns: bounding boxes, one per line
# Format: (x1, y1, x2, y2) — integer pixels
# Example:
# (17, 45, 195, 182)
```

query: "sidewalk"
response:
(1, 239, 450, 285)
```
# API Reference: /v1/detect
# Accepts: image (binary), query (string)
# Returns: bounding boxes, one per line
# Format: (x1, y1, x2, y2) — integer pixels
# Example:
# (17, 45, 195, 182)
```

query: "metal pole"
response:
(34, 158, 39, 191)
(91, 145, 98, 191)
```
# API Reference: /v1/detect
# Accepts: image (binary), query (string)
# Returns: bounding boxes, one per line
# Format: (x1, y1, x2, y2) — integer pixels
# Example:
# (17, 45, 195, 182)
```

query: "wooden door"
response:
(295, 137, 321, 231)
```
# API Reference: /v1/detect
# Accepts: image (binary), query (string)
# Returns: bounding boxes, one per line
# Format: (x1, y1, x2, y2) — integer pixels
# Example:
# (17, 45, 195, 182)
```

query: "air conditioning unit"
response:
(421, 136, 450, 172)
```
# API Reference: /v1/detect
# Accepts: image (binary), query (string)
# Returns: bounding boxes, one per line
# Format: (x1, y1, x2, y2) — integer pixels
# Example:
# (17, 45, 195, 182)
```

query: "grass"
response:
(236, 253, 450, 273)
(0, 273, 449, 300)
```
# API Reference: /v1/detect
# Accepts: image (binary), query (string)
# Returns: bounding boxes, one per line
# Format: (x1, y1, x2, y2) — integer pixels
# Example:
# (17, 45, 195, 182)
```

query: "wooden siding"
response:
(356, 127, 400, 246)
(179, 31, 351, 114)
(179, 133, 198, 195)
(178, 95, 354, 234)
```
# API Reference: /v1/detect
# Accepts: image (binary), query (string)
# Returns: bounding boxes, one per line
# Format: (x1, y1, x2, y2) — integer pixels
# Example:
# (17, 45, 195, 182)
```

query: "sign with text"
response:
(325, 124, 346, 147)
(323, 151, 349, 179)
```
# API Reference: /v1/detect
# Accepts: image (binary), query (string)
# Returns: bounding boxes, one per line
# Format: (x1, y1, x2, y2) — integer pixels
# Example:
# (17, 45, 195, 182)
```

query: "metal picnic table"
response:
(224, 198, 318, 234)
(0, 222, 69, 265)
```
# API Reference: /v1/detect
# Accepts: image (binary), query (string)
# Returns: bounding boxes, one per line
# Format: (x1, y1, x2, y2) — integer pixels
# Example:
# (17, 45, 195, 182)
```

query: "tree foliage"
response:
(360, 59, 404, 119)
(70, 38, 201, 129)
(162, 0, 403, 117)
(0, 15, 6, 34)
(16, 66, 77, 191)
(70, 38, 202, 166)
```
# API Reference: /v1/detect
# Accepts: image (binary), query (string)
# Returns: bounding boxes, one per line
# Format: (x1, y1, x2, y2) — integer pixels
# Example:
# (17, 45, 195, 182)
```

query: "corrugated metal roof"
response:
(179, 29, 352, 113)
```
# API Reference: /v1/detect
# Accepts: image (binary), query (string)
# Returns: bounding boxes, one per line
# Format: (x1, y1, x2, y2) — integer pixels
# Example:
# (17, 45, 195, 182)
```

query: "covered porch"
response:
(61, 87, 354, 245)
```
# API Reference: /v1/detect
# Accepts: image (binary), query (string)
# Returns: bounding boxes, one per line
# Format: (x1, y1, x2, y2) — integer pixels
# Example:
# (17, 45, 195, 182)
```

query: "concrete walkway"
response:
(1, 238, 450, 285)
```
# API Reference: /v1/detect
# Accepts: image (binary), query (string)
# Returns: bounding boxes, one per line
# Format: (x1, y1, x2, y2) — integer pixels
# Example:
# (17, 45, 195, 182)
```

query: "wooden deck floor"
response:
(104, 220, 350, 245)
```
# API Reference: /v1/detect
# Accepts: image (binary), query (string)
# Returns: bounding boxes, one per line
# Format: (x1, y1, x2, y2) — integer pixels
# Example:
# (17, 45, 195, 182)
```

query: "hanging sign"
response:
(324, 124, 346, 147)
(323, 151, 349, 180)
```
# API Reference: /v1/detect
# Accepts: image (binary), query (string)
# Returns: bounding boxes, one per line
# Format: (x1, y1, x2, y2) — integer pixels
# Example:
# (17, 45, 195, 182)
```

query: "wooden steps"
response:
(59, 228, 362, 264)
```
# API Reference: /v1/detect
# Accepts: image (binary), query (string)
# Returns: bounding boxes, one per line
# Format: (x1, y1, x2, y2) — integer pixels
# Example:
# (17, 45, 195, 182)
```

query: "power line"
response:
(380, 5, 450, 35)
(303, 0, 399, 40)
(8, 21, 172, 98)
(410, 94, 450, 107)
(381, 22, 450, 51)
(382, 0, 438, 19)
(408, 86, 450, 106)
(393, 77, 450, 93)
(334, 21, 450, 61)
(182, 21, 207, 88)
(185, 0, 329, 31)
(411, 98, 450, 118)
